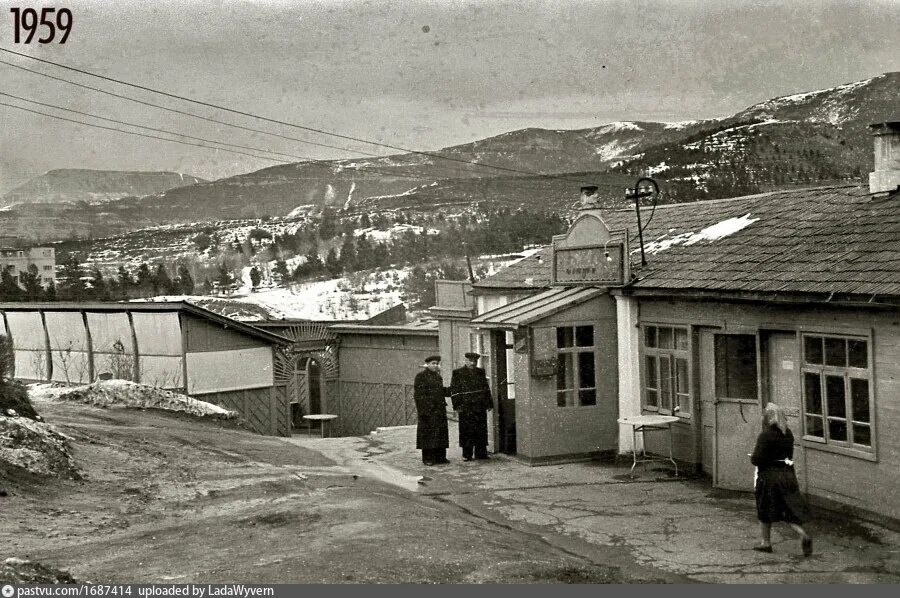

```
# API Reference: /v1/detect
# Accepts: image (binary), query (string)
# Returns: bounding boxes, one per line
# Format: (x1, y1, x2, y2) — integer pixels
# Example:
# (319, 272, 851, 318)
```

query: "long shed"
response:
(0, 301, 292, 436)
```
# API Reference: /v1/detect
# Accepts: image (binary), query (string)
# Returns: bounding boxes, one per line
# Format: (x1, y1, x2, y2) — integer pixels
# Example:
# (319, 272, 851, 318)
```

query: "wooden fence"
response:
(198, 385, 291, 437)
(331, 380, 418, 436)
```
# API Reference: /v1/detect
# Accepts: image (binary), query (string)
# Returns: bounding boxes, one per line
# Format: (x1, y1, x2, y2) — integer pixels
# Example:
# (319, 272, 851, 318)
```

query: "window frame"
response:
(800, 332, 875, 458)
(641, 323, 692, 418)
(554, 322, 597, 408)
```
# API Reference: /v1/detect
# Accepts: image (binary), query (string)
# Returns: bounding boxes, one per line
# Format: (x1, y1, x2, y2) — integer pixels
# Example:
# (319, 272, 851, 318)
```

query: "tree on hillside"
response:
(192, 232, 213, 252)
(339, 235, 357, 272)
(176, 264, 195, 295)
(57, 255, 86, 301)
(135, 262, 153, 297)
(247, 228, 272, 244)
(249, 266, 262, 289)
(215, 261, 234, 291)
(272, 259, 289, 284)
(318, 208, 338, 240)
(0, 267, 23, 302)
(20, 264, 44, 301)
(324, 247, 341, 277)
(116, 266, 133, 299)
(90, 268, 110, 301)
(153, 264, 173, 295)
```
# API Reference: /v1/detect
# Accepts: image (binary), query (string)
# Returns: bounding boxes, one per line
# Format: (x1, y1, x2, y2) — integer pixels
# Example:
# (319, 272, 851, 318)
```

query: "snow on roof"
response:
(640, 213, 760, 255)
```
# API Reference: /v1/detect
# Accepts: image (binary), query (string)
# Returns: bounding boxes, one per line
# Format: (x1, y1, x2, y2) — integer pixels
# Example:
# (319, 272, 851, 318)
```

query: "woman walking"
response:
(750, 402, 813, 556)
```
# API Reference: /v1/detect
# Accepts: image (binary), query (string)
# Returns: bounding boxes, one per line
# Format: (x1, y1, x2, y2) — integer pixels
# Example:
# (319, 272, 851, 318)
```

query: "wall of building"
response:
(514, 295, 619, 462)
(333, 330, 440, 436)
(0, 247, 56, 287)
(337, 332, 439, 385)
(636, 297, 900, 520)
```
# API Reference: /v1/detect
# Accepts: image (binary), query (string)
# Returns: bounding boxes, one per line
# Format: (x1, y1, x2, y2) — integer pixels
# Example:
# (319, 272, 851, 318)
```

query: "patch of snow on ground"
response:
(641, 214, 759, 254)
(647, 161, 670, 176)
(231, 269, 409, 321)
(29, 381, 236, 418)
(0, 413, 78, 478)
(287, 204, 316, 218)
(664, 120, 699, 130)
(354, 224, 438, 242)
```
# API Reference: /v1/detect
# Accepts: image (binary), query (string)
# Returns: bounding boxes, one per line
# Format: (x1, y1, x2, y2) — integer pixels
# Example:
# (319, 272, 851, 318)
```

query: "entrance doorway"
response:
(492, 330, 516, 454)
(763, 331, 806, 491)
(289, 356, 324, 432)
(704, 331, 760, 491)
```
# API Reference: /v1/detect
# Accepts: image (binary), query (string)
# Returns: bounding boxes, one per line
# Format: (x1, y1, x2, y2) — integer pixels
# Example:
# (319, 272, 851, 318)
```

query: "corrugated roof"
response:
(472, 184, 900, 300)
(471, 286, 604, 329)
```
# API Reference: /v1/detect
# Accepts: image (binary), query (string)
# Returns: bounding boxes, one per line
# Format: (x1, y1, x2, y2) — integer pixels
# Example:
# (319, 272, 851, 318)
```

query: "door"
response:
(493, 330, 516, 454)
(765, 332, 807, 491)
(709, 332, 761, 491)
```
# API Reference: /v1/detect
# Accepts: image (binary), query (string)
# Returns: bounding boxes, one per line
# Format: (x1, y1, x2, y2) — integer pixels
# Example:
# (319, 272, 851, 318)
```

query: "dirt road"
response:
(0, 400, 677, 583)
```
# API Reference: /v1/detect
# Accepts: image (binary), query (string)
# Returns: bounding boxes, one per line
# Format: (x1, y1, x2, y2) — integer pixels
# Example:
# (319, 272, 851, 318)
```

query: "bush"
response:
(0, 380, 39, 421)
(0, 334, 39, 420)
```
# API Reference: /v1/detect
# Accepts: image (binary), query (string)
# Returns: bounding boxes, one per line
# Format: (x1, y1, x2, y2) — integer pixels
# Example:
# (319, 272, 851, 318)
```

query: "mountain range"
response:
(1, 72, 897, 242)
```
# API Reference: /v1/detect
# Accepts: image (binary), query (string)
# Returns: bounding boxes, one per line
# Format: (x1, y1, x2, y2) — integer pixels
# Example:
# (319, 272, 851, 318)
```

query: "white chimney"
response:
(869, 122, 900, 194)
(579, 185, 601, 209)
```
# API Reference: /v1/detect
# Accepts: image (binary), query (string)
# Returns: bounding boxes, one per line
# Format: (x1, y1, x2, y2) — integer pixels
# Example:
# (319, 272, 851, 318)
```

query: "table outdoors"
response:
(617, 414, 680, 478)
(302, 414, 339, 438)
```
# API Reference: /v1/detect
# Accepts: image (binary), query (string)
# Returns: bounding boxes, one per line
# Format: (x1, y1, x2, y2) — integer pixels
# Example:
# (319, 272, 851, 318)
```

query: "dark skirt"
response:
(755, 467, 811, 524)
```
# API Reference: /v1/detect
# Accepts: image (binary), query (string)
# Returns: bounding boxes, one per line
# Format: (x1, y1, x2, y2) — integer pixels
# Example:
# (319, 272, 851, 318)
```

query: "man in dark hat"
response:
(450, 352, 493, 461)
(413, 355, 450, 466)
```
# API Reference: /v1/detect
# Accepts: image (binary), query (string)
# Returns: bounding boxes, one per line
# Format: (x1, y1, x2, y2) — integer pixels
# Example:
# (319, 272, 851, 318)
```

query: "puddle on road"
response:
(349, 460, 425, 493)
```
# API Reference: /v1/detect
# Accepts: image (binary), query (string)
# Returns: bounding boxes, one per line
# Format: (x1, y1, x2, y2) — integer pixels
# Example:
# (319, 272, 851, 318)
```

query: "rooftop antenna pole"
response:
(626, 177, 659, 267)
(464, 243, 476, 282)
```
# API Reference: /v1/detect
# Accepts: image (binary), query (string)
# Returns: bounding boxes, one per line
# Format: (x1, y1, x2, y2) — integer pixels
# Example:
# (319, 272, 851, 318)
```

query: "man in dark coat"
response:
(450, 352, 493, 461)
(413, 355, 450, 466)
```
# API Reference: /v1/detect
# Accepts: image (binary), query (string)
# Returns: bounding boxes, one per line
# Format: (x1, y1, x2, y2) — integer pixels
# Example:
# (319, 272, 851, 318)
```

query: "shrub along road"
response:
(0, 399, 678, 584)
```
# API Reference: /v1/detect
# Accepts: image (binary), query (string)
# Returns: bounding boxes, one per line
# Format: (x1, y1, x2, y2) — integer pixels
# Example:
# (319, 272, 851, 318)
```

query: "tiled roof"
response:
(473, 184, 900, 299)
(471, 246, 554, 290)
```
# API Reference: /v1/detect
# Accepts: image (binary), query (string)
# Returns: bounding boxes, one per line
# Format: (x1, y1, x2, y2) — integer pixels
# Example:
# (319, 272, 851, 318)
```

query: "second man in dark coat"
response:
(450, 352, 493, 460)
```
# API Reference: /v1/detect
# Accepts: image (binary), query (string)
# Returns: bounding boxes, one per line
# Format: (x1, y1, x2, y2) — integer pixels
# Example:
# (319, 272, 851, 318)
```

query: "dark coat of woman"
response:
(449, 365, 493, 447)
(413, 368, 449, 450)
(750, 425, 811, 524)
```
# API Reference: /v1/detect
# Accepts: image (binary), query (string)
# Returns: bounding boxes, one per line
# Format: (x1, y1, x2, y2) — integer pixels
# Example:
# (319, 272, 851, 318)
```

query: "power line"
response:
(0, 100, 293, 164)
(0, 91, 311, 163)
(0, 58, 516, 183)
(0, 91, 460, 182)
(0, 46, 619, 187)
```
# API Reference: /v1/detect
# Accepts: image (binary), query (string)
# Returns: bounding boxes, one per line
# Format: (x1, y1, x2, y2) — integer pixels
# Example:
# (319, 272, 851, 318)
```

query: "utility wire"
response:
(0, 46, 626, 188)
(0, 101, 293, 164)
(0, 58, 522, 183)
(0, 91, 311, 163)
(0, 92, 459, 182)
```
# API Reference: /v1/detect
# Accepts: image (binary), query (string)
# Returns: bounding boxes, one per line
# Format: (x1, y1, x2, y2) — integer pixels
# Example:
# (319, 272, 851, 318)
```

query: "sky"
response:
(1, 0, 898, 193)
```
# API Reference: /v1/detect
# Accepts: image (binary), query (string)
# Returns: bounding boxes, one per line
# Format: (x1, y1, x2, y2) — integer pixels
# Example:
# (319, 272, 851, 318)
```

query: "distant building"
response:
(0, 246, 56, 288)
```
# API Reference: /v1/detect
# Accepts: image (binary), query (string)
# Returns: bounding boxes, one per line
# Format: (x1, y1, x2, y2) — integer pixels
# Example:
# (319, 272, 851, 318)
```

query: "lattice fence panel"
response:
(334, 381, 418, 436)
(272, 385, 291, 437)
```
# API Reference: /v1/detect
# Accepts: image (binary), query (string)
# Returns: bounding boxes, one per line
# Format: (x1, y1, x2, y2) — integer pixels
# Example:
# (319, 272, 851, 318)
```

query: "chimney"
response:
(579, 185, 601, 209)
(869, 122, 900, 194)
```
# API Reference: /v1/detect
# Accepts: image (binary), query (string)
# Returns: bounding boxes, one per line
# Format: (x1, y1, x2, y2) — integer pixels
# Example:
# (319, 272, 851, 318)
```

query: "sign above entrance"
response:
(552, 243, 625, 286)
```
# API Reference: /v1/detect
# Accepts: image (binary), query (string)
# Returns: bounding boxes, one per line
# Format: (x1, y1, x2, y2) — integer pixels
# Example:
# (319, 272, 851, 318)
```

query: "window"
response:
(714, 334, 757, 401)
(643, 325, 691, 415)
(801, 334, 873, 452)
(555, 324, 596, 407)
(43, 265, 52, 271)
